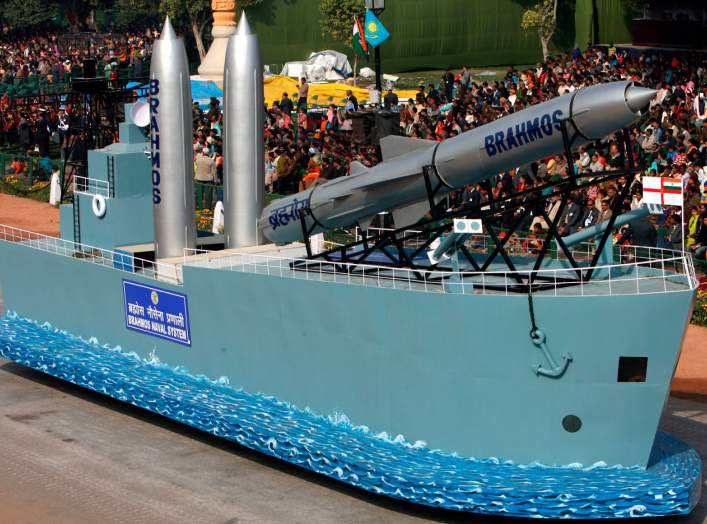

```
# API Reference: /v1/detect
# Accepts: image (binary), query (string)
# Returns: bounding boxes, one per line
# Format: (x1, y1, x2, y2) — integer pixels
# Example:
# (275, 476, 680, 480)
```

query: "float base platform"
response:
(0, 313, 701, 520)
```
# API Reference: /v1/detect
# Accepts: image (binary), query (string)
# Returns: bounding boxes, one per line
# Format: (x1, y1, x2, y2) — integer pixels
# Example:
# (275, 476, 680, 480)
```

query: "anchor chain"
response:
(527, 285, 572, 378)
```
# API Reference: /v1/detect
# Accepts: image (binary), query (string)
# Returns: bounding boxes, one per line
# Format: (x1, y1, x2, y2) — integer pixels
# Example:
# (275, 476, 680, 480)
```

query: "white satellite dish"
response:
(130, 101, 151, 128)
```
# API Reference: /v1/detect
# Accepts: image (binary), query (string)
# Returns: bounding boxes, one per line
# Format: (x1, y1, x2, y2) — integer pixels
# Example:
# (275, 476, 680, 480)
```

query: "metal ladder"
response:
(107, 155, 115, 198)
(73, 195, 81, 245)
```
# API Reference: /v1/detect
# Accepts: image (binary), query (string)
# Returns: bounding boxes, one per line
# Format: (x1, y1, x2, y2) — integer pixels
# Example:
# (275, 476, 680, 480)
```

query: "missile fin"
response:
(350, 161, 370, 176)
(380, 136, 435, 161)
(391, 200, 430, 228)
(358, 215, 376, 231)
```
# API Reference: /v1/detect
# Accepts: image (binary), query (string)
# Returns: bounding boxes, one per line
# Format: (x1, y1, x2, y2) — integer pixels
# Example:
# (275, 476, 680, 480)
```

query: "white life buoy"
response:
(92, 194, 107, 218)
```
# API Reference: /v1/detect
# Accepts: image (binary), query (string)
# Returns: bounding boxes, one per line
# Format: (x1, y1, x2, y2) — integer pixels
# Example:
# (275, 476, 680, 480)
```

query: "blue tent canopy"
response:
(126, 79, 223, 110)
(191, 79, 224, 110)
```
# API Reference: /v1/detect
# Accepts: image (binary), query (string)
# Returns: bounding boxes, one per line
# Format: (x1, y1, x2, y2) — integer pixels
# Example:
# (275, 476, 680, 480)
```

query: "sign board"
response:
(453, 219, 483, 234)
(123, 280, 191, 346)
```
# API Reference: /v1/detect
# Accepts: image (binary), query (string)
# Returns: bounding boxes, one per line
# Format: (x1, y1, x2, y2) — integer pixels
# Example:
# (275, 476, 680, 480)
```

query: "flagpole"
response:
(681, 185, 685, 255)
(365, 0, 386, 93)
(374, 47, 382, 92)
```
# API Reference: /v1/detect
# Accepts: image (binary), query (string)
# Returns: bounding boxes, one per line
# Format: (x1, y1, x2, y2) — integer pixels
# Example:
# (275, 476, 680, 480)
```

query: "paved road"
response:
(0, 360, 705, 524)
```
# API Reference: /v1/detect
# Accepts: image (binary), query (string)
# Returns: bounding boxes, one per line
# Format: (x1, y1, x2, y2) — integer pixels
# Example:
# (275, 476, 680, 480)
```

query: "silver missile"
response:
(260, 81, 655, 244)
(223, 12, 265, 248)
(150, 16, 197, 259)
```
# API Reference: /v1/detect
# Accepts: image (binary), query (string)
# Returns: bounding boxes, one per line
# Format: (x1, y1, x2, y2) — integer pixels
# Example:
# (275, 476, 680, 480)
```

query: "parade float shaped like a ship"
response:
(0, 16, 702, 519)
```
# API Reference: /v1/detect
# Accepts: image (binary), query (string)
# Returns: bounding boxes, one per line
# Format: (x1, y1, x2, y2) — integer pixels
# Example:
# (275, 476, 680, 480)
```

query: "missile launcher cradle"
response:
(0, 15, 702, 520)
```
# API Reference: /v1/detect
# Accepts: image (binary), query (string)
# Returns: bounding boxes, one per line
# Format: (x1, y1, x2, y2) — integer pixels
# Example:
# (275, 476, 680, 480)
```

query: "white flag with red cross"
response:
(642, 176, 683, 206)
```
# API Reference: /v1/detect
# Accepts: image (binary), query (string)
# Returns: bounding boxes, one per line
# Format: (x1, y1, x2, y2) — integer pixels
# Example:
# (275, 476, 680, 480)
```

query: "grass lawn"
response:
(0, 177, 51, 203)
(394, 65, 534, 89)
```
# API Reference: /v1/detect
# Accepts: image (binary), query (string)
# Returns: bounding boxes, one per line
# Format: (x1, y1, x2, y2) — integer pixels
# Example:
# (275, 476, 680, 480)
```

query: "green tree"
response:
(102, 0, 208, 56)
(110, 0, 254, 60)
(319, 0, 364, 82)
(520, 0, 558, 61)
(620, 0, 646, 14)
(159, 0, 212, 60)
(158, 0, 263, 61)
(2, 0, 60, 29)
(112, 0, 160, 29)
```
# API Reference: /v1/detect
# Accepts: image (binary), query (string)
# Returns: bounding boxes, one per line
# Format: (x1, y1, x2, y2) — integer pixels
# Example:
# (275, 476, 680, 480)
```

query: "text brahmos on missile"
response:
(484, 110, 564, 157)
(149, 79, 161, 204)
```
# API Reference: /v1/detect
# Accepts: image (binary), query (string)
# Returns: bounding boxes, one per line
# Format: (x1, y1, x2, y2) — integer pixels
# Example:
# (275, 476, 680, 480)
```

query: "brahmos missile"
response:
(260, 81, 655, 244)
(150, 16, 197, 259)
(223, 13, 265, 248)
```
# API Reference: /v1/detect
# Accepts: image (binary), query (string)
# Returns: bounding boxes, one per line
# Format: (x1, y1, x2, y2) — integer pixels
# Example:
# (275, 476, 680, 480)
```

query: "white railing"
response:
(183, 248, 212, 257)
(73, 176, 111, 198)
(0, 225, 181, 285)
(0, 223, 697, 298)
(184, 249, 697, 298)
(356, 226, 427, 248)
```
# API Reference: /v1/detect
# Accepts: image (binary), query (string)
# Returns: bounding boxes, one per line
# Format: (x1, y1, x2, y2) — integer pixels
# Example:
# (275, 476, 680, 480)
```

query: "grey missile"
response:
(150, 16, 197, 259)
(260, 81, 655, 244)
(223, 12, 265, 248)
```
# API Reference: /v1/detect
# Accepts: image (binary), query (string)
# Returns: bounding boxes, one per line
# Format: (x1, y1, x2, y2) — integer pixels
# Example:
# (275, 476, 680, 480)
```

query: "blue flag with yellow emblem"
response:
(364, 9, 390, 48)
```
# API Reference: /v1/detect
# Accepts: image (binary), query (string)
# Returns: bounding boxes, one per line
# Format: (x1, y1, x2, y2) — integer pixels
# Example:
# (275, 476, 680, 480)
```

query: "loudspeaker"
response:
(82, 59, 97, 79)
(351, 111, 401, 145)
(371, 112, 401, 145)
(351, 112, 375, 144)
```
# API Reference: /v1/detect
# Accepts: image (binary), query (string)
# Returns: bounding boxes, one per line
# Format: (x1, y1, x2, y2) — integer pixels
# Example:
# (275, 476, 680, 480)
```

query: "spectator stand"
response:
(57, 33, 130, 58)
(61, 71, 149, 201)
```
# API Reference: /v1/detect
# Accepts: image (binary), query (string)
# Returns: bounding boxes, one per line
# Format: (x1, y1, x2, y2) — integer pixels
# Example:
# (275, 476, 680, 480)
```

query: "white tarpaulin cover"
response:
(212, 201, 224, 234)
(280, 61, 307, 79)
(282, 50, 352, 82)
(49, 171, 61, 206)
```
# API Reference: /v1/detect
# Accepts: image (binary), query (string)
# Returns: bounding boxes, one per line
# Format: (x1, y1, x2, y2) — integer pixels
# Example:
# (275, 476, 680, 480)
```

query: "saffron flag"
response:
(643, 176, 683, 206)
(364, 9, 390, 48)
(353, 16, 368, 57)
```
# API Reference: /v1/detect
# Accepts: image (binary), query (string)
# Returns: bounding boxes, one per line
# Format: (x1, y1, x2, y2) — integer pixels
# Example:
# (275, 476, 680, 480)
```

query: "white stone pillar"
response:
(197, 1, 237, 85)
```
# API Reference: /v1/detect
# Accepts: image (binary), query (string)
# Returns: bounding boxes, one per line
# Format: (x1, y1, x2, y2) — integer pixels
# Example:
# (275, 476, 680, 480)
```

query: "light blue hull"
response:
(0, 312, 701, 519)
(0, 239, 695, 468)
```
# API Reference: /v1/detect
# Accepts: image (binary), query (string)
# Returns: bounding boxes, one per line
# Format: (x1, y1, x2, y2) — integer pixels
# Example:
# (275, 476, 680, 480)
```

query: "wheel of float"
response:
(92, 194, 107, 218)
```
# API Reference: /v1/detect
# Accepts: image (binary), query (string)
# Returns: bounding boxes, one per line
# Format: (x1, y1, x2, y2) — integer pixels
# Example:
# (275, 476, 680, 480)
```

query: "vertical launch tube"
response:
(223, 13, 265, 248)
(150, 17, 197, 259)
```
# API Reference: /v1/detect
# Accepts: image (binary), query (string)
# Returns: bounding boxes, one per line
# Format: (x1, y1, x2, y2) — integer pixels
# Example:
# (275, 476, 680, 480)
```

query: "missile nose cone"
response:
(237, 12, 253, 36)
(160, 16, 177, 40)
(625, 85, 656, 114)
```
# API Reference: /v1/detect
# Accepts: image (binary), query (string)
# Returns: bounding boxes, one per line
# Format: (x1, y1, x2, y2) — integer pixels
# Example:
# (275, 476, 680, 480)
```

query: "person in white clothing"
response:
(693, 88, 707, 127)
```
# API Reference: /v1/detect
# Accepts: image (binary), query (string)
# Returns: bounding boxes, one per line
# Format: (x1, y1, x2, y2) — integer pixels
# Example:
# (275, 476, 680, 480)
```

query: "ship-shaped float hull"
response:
(0, 15, 702, 518)
(0, 227, 701, 518)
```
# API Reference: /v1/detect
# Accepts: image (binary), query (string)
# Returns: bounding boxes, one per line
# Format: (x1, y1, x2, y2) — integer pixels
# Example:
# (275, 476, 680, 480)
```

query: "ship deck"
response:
(0, 224, 699, 298)
(178, 244, 696, 298)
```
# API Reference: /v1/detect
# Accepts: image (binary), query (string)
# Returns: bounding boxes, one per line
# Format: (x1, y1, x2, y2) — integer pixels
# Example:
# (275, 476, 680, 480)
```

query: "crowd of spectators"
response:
(1, 28, 706, 259)
(195, 46, 707, 258)
(0, 30, 154, 87)
(0, 28, 156, 164)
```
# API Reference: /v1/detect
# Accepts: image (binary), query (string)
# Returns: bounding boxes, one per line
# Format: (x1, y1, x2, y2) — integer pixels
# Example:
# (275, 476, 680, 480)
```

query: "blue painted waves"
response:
(0, 313, 701, 519)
